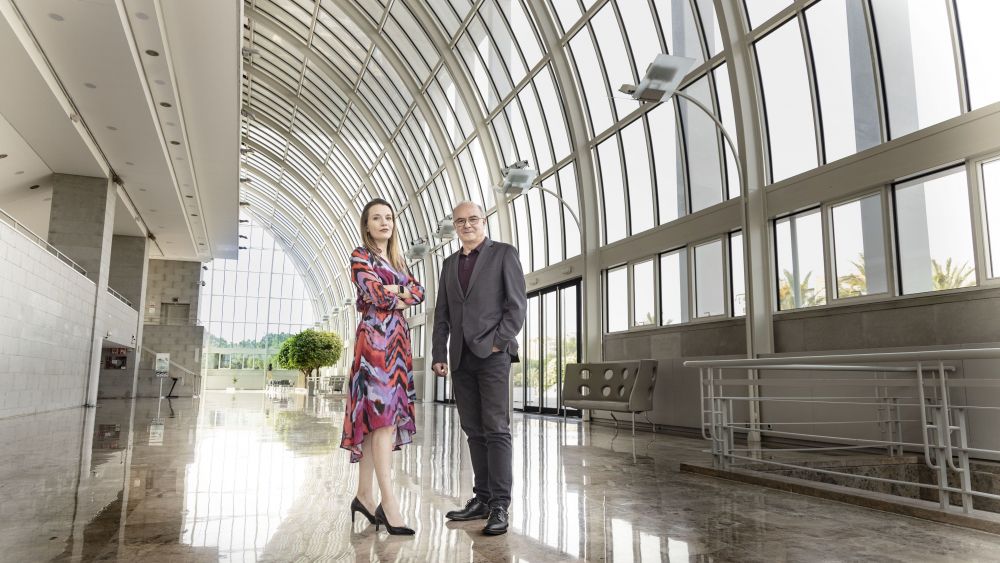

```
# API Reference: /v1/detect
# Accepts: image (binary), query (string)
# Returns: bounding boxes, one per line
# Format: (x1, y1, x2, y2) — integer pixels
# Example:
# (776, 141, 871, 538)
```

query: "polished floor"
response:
(3, 393, 1000, 562)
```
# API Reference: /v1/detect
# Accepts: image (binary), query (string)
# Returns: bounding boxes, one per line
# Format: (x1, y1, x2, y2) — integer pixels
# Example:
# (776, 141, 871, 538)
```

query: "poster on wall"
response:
(155, 353, 170, 378)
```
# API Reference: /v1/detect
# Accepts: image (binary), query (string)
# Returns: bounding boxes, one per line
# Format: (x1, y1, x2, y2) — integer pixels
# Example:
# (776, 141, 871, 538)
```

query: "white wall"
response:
(0, 218, 96, 417)
(100, 291, 139, 347)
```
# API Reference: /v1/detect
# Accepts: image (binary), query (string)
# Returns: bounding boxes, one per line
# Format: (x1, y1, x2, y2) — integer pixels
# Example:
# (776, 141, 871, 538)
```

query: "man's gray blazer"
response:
(432, 238, 527, 369)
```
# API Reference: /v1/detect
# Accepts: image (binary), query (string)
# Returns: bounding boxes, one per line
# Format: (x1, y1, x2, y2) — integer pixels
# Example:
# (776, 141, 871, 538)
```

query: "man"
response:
(432, 201, 526, 536)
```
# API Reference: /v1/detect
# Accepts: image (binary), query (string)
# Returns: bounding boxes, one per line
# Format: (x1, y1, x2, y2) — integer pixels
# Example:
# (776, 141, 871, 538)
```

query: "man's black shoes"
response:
(445, 498, 490, 521)
(483, 506, 508, 535)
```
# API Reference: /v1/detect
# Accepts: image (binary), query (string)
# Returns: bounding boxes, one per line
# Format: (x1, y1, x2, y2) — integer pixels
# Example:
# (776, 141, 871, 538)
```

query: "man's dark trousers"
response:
(452, 342, 512, 509)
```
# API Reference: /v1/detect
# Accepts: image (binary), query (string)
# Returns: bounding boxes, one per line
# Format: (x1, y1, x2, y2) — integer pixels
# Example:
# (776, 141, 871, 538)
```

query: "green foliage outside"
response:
(789, 253, 976, 309)
(778, 269, 826, 310)
(274, 329, 344, 382)
(931, 258, 974, 290)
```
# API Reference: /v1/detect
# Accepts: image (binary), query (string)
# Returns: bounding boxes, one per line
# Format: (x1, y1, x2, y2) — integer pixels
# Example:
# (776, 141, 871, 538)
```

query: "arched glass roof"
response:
(240, 0, 1000, 320)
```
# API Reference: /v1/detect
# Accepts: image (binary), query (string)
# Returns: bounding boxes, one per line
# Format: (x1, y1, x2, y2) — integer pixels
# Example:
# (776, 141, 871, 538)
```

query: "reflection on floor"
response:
(2, 391, 1000, 562)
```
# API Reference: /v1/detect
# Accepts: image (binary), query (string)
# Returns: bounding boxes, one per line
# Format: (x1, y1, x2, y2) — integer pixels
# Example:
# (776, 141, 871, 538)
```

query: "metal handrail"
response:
(685, 348, 1000, 516)
(107, 286, 134, 308)
(0, 207, 89, 278)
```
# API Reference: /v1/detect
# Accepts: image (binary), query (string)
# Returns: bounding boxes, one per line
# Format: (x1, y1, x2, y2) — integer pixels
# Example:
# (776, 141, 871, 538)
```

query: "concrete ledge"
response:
(680, 461, 1000, 535)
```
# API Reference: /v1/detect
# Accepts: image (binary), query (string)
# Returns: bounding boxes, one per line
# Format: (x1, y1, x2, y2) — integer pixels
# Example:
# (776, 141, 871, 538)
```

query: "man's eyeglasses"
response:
(453, 216, 483, 227)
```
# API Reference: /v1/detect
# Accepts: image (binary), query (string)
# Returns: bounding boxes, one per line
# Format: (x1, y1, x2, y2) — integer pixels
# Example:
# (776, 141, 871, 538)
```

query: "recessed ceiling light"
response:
(29, 185, 39, 190)
(191, 213, 199, 217)
(15, 170, 24, 175)
(126, 161, 134, 165)
(107, 126, 117, 131)
(154, 79, 166, 85)
(135, 12, 149, 20)
(159, 102, 172, 108)
(149, 209, 157, 213)
(176, 156, 184, 161)
(185, 195, 193, 199)
(199, 243, 206, 246)
(84, 82, 96, 89)
(48, 13, 64, 21)
(145, 49, 159, 56)
(43, 197, 51, 201)
(0, 154, 6, 159)
(166, 121, 176, 126)
(170, 140, 180, 145)
(139, 188, 147, 192)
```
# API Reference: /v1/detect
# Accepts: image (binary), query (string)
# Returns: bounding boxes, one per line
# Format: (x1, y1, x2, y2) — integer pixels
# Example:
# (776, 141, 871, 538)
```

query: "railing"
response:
(684, 348, 1000, 516)
(107, 286, 133, 308)
(0, 207, 88, 277)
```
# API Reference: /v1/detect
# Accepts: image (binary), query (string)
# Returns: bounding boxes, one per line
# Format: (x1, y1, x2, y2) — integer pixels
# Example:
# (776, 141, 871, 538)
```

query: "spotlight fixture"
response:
(0, 154, 7, 159)
(239, 201, 250, 206)
(239, 177, 250, 183)
(202, 265, 208, 270)
(618, 53, 696, 103)
(238, 246, 248, 250)
(29, 184, 40, 190)
(241, 46, 260, 58)
(239, 146, 255, 155)
(432, 214, 455, 240)
(496, 160, 538, 196)
(239, 234, 248, 239)
(239, 219, 249, 223)
(404, 238, 430, 260)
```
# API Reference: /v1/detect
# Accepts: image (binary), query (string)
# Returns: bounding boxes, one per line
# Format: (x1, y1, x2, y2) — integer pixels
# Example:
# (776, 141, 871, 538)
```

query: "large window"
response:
(894, 167, 976, 294)
(660, 248, 689, 326)
(606, 266, 628, 332)
(871, 0, 960, 140)
(693, 239, 725, 317)
(633, 259, 656, 326)
(775, 209, 827, 310)
(755, 19, 818, 182)
(199, 217, 317, 370)
(831, 193, 888, 298)
(983, 158, 1000, 278)
(729, 232, 746, 316)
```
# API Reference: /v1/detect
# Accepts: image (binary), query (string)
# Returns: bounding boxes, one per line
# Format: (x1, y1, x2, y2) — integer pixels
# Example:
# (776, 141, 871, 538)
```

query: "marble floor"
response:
(3, 393, 1000, 562)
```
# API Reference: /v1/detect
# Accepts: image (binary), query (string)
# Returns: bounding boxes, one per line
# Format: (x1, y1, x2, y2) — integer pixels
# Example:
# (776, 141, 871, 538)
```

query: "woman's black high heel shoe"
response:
(350, 497, 378, 525)
(375, 504, 415, 535)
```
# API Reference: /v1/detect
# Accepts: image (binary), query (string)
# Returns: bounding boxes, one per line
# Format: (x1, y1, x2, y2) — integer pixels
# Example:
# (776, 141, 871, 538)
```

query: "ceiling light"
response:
(239, 219, 249, 223)
(239, 234, 248, 239)
(29, 185, 39, 190)
(159, 102, 172, 108)
(239, 201, 250, 206)
(241, 47, 259, 57)
(135, 12, 149, 20)
(154, 79, 166, 86)
(84, 83, 96, 89)
(238, 246, 248, 250)
(48, 13, 64, 21)
(185, 195, 193, 199)
(191, 213, 199, 217)
(0, 154, 7, 159)
(145, 49, 159, 56)
(107, 126, 118, 131)
(126, 161, 134, 165)
(239, 177, 250, 183)
(170, 140, 180, 145)
(15, 170, 24, 175)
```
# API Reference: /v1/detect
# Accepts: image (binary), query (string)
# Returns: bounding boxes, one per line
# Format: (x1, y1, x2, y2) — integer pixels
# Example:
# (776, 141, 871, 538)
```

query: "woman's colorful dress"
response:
(340, 246, 425, 462)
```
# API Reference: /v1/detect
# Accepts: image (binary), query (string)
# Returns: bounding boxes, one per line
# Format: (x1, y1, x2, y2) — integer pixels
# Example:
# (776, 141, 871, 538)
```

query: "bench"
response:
(562, 360, 658, 435)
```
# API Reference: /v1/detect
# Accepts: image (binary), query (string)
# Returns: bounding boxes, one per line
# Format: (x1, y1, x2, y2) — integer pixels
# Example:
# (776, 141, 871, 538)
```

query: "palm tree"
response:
(838, 253, 867, 298)
(778, 270, 825, 310)
(931, 258, 974, 290)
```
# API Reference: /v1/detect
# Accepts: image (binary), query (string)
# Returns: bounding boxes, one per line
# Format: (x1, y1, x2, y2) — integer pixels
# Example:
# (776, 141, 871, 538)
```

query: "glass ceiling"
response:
(240, 0, 999, 319)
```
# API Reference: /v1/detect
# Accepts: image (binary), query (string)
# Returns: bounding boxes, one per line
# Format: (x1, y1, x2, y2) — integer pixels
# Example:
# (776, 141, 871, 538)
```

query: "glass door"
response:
(518, 280, 581, 415)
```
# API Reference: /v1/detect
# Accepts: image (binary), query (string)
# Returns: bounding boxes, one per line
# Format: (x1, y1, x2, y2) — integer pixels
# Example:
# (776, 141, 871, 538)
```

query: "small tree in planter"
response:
(275, 329, 344, 394)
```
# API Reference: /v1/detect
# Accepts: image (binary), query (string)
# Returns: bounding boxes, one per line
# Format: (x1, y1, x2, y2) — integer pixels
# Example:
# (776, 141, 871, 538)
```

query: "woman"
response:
(341, 198, 424, 536)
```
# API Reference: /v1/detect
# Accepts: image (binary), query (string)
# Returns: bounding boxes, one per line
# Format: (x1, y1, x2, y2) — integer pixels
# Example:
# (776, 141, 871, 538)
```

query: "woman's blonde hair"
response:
(360, 198, 407, 273)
